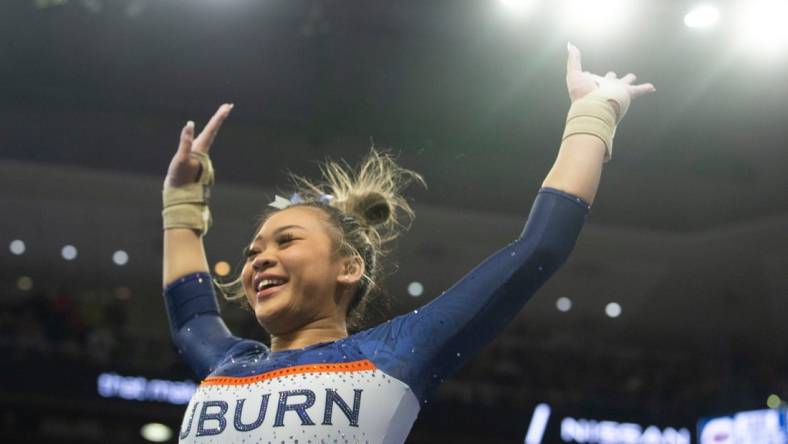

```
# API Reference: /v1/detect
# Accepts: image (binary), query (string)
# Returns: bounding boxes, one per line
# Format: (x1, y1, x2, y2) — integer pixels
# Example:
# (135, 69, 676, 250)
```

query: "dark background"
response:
(1, 0, 787, 442)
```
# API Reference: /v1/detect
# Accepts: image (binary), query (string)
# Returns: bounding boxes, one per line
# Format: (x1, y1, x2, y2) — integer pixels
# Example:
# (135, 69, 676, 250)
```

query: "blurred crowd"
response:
(444, 325, 788, 424)
(0, 285, 174, 371)
(2, 282, 787, 426)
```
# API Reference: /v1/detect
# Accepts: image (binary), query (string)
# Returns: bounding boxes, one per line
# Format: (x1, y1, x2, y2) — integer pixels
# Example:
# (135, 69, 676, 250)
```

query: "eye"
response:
(244, 234, 297, 260)
(277, 233, 297, 245)
(243, 247, 257, 259)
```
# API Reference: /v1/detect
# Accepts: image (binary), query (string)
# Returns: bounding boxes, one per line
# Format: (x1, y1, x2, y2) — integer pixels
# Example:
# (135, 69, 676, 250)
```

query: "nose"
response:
(251, 253, 276, 271)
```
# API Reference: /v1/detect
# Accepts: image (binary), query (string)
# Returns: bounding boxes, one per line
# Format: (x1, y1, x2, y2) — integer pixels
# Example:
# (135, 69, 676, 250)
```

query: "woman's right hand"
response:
(566, 43, 655, 120)
(165, 103, 234, 187)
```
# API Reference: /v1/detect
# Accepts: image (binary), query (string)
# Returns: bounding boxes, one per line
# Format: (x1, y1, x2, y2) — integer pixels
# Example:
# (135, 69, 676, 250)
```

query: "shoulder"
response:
(210, 339, 269, 373)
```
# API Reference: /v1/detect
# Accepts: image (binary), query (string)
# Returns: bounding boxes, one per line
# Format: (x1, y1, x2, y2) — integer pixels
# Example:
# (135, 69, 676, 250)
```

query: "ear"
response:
(337, 255, 365, 286)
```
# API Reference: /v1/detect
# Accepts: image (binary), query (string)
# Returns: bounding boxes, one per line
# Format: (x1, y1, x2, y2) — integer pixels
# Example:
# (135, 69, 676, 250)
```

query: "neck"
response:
(269, 317, 349, 352)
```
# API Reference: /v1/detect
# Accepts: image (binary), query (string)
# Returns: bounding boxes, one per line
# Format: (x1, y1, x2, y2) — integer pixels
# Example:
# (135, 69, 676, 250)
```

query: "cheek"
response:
(241, 264, 253, 287)
(241, 264, 256, 304)
(285, 250, 336, 291)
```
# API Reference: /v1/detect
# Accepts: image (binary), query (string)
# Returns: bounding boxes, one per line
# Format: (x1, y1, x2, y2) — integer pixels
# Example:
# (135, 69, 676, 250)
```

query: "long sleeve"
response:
(163, 273, 249, 380)
(356, 187, 590, 402)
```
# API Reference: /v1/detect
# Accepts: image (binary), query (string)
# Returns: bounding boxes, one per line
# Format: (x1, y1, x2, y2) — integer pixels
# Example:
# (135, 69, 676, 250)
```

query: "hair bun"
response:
(286, 147, 425, 245)
(355, 192, 392, 227)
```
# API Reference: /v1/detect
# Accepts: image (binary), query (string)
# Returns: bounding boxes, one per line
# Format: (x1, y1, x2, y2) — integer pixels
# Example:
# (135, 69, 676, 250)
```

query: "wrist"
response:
(562, 96, 618, 163)
(162, 152, 215, 236)
(606, 99, 621, 120)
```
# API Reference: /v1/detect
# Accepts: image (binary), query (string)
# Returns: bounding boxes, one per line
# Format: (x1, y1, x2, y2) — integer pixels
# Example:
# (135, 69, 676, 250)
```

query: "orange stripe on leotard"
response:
(201, 359, 377, 387)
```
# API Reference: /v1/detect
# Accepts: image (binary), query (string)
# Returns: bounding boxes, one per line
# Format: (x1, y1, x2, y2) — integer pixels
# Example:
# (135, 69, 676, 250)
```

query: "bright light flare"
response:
(556, 297, 572, 312)
(214, 260, 231, 276)
(61, 244, 78, 261)
(563, 0, 632, 35)
(9, 239, 26, 255)
(499, 0, 539, 16)
(684, 4, 720, 29)
(736, 0, 788, 54)
(113, 250, 129, 266)
(407, 281, 424, 297)
(140, 423, 172, 443)
(605, 302, 622, 318)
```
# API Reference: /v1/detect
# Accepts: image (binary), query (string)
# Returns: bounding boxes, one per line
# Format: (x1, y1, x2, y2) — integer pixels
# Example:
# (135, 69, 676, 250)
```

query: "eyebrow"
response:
(253, 224, 306, 243)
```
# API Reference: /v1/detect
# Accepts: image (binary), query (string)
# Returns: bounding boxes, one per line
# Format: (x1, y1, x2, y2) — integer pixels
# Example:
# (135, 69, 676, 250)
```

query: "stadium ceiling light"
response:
(684, 4, 720, 29)
(735, 0, 788, 54)
(407, 281, 424, 297)
(563, 0, 631, 35)
(499, 0, 538, 15)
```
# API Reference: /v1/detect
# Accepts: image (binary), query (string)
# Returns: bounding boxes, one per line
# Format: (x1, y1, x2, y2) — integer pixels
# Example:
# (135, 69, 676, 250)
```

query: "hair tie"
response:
(268, 192, 334, 210)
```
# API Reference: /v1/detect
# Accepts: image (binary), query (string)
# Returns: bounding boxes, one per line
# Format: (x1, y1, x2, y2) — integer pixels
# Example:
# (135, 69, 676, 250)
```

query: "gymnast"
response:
(161, 43, 655, 443)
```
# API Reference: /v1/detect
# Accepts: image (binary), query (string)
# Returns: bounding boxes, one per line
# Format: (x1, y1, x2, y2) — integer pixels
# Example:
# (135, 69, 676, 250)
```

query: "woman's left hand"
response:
(566, 43, 656, 115)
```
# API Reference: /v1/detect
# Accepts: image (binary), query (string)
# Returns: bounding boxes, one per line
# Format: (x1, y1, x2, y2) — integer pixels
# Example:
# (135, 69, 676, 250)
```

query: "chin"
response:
(252, 299, 285, 326)
(252, 301, 273, 318)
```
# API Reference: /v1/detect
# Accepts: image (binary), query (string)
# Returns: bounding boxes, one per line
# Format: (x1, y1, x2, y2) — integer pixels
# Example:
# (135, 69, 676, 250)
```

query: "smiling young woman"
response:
(160, 44, 654, 444)
(216, 150, 425, 351)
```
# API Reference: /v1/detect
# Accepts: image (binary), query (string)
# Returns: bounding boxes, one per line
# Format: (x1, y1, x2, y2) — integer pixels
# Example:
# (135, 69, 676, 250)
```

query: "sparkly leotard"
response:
(163, 187, 590, 444)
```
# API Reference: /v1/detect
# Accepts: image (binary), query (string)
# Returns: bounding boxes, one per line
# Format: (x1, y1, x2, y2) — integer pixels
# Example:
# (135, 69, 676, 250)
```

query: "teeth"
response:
(257, 279, 285, 291)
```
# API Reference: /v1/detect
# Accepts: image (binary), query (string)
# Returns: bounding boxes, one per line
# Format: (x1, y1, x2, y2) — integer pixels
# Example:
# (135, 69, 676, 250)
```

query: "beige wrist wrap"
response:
(162, 152, 214, 236)
(562, 78, 631, 163)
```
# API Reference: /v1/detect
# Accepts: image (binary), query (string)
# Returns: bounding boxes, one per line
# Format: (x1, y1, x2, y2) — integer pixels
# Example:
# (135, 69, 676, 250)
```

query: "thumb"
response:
(177, 121, 195, 156)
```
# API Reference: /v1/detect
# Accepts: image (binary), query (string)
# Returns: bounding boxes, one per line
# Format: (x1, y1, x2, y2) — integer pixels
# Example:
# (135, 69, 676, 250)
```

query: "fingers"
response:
(177, 121, 194, 156)
(566, 47, 654, 101)
(193, 103, 235, 153)
(629, 83, 656, 99)
(592, 72, 653, 96)
(621, 73, 636, 84)
(566, 42, 583, 76)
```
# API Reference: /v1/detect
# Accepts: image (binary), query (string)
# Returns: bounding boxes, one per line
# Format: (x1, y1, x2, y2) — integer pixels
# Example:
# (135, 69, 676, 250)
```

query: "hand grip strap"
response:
(162, 152, 215, 236)
(562, 79, 631, 163)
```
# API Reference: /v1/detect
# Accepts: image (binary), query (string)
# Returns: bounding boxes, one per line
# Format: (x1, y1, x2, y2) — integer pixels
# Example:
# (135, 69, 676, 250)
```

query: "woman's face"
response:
(241, 206, 349, 334)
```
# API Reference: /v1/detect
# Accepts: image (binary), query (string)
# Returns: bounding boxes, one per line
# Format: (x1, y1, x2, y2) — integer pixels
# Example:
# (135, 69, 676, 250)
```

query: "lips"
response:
(256, 282, 287, 300)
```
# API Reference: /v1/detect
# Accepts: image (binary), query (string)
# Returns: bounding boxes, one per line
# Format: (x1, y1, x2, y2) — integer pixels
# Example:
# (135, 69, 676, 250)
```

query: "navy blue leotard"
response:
(163, 187, 590, 443)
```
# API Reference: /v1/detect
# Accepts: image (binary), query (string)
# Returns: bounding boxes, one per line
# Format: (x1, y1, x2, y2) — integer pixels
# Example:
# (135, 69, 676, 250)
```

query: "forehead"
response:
(256, 206, 330, 237)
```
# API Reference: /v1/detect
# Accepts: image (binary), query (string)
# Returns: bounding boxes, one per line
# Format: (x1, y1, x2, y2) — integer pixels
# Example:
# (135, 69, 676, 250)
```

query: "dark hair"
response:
(214, 148, 425, 331)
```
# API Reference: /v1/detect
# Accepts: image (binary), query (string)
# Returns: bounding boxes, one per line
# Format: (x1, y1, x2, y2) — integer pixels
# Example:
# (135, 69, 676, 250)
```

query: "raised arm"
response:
(161, 104, 247, 380)
(163, 104, 233, 286)
(357, 45, 656, 402)
(358, 187, 588, 401)
(542, 43, 655, 205)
